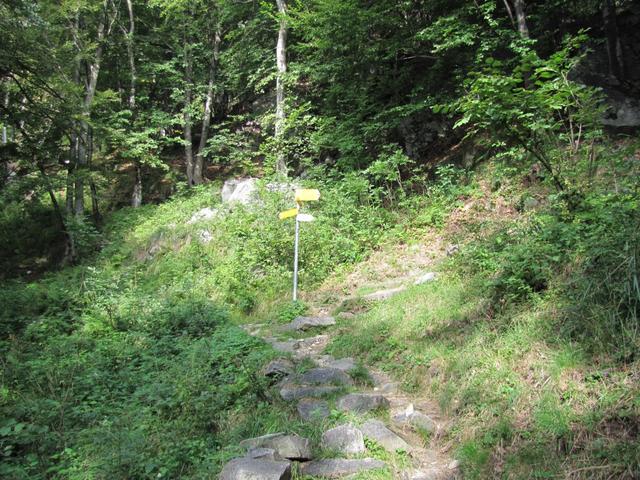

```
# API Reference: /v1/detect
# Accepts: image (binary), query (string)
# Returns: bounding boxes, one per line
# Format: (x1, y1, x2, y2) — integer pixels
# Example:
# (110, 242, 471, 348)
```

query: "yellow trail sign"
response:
(278, 208, 299, 220)
(295, 189, 320, 202)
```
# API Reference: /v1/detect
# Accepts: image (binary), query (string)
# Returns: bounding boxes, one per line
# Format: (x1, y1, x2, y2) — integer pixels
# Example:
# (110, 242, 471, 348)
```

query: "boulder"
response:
(297, 399, 330, 421)
(239, 433, 312, 461)
(219, 458, 291, 480)
(263, 359, 294, 378)
(287, 316, 336, 331)
(247, 448, 281, 461)
(392, 405, 437, 433)
(300, 368, 354, 386)
(280, 384, 342, 402)
(361, 419, 409, 452)
(337, 393, 389, 413)
(187, 207, 219, 224)
(222, 178, 259, 205)
(414, 272, 437, 285)
(321, 424, 365, 455)
(301, 458, 386, 478)
(323, 357, 356, 372)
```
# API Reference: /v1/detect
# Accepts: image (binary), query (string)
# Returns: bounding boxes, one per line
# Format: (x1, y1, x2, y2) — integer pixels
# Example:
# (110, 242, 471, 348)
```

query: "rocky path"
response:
(221, 287, 459, 479)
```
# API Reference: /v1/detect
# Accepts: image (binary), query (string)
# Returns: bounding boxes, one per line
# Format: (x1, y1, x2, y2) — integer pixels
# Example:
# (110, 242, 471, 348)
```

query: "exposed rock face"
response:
(239, 433, 312, 461)
(337, 393, 389, 413)
(299, 367, 354, 386)
(297, 398, 330, 421)
(321, 424, 365, 455)
(219, 458, 291, 480)
(221, 178, 259, 205)
(287, 316, 336, 331)
(301, 458, 386, 478)
(361, 419, 409, 452)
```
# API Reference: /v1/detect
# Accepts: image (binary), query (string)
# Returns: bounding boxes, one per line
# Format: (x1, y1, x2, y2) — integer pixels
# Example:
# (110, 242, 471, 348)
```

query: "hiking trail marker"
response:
(279, 189, 320, 301)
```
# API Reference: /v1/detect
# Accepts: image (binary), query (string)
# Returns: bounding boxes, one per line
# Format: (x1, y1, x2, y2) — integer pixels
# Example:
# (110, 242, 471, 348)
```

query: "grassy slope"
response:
(1, 157, 638, 478)
(314, 167, 639, 479)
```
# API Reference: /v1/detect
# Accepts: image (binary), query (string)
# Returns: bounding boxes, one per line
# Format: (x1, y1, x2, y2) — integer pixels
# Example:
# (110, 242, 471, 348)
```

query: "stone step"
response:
(286, 316, 335, 331)
(297, 398, 330, 421)
(336, 393, 389, 413)
(263, 359, 295, 378)
(321, 424, 365, 455)
(360, 419, 409, 453)
(392, 404, 438, 433)
(316, 356, 356, 372)
(300, 458, 386, 478)
(219, 458, 291, 480)
(299, 367, 354, 386)
(239, 433, 312, 461)
(280, 384, 343, 402)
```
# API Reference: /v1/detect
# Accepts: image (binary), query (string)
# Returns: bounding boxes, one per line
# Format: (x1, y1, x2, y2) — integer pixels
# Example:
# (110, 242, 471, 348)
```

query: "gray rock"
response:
(321, 424, 365, 455)
(247, 448, 281, 461)
(392, 406, 437, 433)
(300, 368, 354, 386)
(187, 207, 219, 224)
(301, 458, 386, 478)
(297, 399, 330, 421)
(287, 316, 335, 331)
(263, 359, 294, 378)
(337, 311, 355, 320)
(280, 384, 342, 402)
(337, 393, 389, 413)
(363, 286, 406, 301)
(414, 272, 437, 285)
(401, 469, 439, 480)
(267, 339, 298, 354)
(324, 357, 356, 372)
(219, 458, 291, 480)
(445, 244, 459, 257)
(361, 420, 409, 452)
(239, 433, 312, 460)
(198, 230, 213, 244)
(221, 178, 259, 205)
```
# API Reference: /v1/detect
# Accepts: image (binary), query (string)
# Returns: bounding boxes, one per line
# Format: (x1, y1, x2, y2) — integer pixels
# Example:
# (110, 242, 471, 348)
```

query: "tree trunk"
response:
(66, 167, 74, 213)
(123, 0, 143, 207)
(74, 2, 109, 218)
(194, 25, 221, 185)
(184, 40, 194, 186)
(275, 0, 288, 176)
(513, 0, 530, 39)
(37, 160, 76, 265)
(603, 0, 624, 81)
(132, 163, 142, 208)
(2, 86, 7, 145)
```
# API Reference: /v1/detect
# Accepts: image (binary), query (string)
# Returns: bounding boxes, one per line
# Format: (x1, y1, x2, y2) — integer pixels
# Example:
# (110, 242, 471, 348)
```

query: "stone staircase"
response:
(221, 285, 458, 480)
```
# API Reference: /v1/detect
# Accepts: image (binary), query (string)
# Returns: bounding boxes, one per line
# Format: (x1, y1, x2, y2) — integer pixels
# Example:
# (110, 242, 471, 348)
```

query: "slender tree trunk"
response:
(275, 0, 288, 176)
(603, 0, 624, 81)
(2, 86, 7, 145)
(194, 25, 221, 185)
(37, 160, 76, 265)
(123, 0, 143, 207)
(66, 166, 75, 213)
(74, 4, 108, 218)
(184, 40, 194, 185)
(512, 0, 530, 39)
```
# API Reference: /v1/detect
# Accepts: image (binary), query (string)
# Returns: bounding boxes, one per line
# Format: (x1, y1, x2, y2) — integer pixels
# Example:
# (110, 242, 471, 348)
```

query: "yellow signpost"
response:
(294, 188, 320, 203)
(278, 208, 299, 220)
(279, 189, 321, 301)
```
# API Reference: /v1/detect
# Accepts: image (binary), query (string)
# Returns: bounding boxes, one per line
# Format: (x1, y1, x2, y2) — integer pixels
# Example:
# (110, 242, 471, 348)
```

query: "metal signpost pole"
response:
(293, 215, 300, 301)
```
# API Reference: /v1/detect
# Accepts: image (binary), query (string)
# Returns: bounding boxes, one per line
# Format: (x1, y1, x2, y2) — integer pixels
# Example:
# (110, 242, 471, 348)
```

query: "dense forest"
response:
(1, 0, 639, 478)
